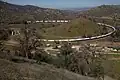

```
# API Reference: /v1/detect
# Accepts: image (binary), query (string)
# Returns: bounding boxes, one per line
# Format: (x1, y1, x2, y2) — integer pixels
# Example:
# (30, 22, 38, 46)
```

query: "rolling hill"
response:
(82, 5, 120, 17)
(1, 1, 120, 23)
(40, 18, 102, 39)
(0, 1, 76, 22)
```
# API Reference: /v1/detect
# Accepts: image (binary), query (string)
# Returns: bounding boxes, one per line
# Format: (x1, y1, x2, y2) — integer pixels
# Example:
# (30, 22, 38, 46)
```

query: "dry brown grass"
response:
(0, 58, 96, 80)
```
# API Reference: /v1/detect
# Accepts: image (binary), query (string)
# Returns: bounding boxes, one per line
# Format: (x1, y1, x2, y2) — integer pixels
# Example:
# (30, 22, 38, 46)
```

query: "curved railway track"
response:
(38, 23, 116, 42)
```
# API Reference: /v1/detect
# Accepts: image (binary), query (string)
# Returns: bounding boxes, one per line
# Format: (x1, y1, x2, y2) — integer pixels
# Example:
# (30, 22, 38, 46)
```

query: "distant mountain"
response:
(62, 7, 92, 12)
(82, 5, 120, 17)
(0, 1, 76, 22)
(2, 1, 120, 23)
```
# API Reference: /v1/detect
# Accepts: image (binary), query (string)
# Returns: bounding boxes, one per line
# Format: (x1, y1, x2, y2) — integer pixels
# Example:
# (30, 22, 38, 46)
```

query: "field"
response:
(104, 60, 120, 80)
(39, 18, 102, 39)
(103, 52, 120, 80)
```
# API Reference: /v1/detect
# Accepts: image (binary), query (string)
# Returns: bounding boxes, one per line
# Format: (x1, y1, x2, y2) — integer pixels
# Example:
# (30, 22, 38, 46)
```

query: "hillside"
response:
(0, 1, 75, 22)
(40, 18, 102, 39)
(0, 58, 96, 80)
(83, 5, 120, 17)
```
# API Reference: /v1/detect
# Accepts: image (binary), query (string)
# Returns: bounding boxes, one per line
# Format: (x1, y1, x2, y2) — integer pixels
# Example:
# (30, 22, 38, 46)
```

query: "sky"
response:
(4, 0, 120, 8)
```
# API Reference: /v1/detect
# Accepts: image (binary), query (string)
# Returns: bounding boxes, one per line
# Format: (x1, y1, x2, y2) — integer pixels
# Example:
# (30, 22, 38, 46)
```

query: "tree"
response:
(0, 28, 11, 40)
(59, 42, 73, 68)
(67, 44, 106, 80)
(102, 26, 108, 34)
(67, 44, 91, 75)
(110, 27, 120, 42)
(113, 13, 117, 27)
(0, 30, 11, 60)
(16, 22, 43, 59)
(68, 51, 89, 75)
(60, 42, 73, 56)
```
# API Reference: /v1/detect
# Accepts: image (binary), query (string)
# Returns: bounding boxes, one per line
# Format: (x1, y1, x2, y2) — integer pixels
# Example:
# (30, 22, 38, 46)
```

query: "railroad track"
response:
(38, 23, 116, 42)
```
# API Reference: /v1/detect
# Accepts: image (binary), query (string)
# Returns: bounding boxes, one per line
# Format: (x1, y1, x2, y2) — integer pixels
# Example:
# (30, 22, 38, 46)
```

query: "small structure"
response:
(72, 45, 81, 51)
(57, 45, 62, 48)
(27, 21, 32, 24)
(11, 28, 20, 36)
(46, 44, 51, 47)
(90, 44, 97, 47)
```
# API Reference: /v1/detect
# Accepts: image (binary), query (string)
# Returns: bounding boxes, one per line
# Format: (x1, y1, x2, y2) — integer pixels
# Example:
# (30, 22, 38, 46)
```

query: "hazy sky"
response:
(5, 0, 120, 8)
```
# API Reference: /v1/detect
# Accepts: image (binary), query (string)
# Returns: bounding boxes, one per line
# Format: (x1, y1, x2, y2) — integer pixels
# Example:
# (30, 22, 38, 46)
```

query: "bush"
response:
(33, 50, 53, 63)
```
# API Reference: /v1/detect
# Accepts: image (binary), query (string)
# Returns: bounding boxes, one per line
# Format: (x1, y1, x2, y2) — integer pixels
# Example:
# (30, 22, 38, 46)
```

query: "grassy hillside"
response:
(40, 18, 101, 39)
(0, 58, 96, 80)
(83, 5, 120, 17)
(104, 60, 120, 80)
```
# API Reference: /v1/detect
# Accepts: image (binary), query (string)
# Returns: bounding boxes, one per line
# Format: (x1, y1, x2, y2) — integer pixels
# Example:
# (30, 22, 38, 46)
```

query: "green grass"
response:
(106, 53, 120, 58)
(40, 18, 101, 39)
(103, 53, 120, 79)
(104, 60, 120, 80)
